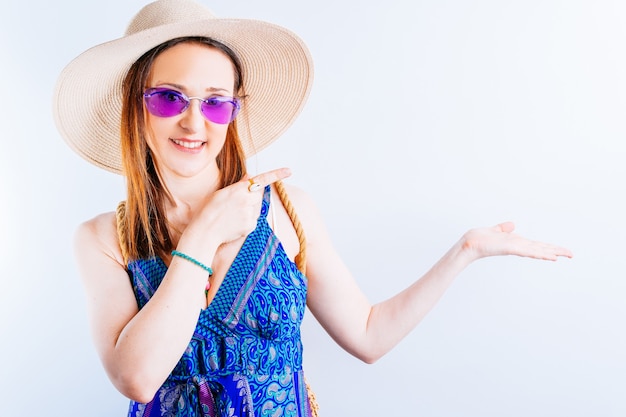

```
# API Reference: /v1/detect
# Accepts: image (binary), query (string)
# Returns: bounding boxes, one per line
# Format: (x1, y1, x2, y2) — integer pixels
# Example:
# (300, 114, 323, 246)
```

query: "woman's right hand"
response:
(189, 167, 292, 245)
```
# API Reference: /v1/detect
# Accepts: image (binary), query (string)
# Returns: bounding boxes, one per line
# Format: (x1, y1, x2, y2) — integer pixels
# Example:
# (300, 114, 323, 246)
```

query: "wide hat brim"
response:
(53, 0, 313, 174)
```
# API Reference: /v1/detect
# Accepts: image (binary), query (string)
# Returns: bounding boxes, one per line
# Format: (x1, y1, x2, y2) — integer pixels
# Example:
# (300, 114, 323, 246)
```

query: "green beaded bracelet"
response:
(171, 250, 214, 276)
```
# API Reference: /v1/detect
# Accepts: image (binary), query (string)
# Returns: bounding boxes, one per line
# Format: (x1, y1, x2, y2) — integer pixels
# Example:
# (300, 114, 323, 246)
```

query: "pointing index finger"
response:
(248, 168, 292, 189)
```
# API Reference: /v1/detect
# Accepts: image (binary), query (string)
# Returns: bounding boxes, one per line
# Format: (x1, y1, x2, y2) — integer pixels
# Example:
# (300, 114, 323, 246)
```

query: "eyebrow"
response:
(155, 82, 231, 95)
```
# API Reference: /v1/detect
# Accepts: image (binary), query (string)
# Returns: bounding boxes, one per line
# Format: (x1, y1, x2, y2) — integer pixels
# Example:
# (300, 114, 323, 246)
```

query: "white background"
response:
(1, 0, 625, 416)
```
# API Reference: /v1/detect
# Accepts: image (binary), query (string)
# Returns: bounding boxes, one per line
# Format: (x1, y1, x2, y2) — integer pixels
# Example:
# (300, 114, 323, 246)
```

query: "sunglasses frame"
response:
(143, 87, 241, 124)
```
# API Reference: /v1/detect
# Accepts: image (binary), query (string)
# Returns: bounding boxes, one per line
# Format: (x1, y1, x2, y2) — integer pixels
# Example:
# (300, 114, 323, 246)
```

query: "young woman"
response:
(53, 0, 572, 415)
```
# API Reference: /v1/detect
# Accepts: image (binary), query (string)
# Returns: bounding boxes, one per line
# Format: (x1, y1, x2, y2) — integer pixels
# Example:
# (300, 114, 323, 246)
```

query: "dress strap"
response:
(273, 180, 307, 275)
(260, 185, 272, 220)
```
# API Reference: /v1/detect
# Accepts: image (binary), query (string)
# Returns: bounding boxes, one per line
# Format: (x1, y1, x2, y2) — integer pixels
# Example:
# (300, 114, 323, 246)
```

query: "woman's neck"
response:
(159, 167, 221, 225)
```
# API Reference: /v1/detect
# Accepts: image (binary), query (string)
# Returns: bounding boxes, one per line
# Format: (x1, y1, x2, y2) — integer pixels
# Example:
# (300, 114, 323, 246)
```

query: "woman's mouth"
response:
(170, 138, 206, 151)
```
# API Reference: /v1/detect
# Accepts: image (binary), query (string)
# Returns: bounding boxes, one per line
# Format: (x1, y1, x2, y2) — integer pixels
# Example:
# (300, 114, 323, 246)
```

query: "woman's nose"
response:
(179, 98, 206, 131)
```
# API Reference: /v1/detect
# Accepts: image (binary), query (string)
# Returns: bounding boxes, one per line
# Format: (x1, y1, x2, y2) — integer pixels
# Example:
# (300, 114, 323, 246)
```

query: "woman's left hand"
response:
(460, 221, 573, 262)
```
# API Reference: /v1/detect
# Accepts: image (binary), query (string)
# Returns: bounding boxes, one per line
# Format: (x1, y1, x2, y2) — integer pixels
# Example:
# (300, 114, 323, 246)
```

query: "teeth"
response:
(172, 139, 204, 149)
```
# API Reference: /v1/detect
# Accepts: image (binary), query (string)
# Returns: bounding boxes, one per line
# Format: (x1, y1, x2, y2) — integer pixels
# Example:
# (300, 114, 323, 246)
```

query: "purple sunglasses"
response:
(143, 88, 241, 124)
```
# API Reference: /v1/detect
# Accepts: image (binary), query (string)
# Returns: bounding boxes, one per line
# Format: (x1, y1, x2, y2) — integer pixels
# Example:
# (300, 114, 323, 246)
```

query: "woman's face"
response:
(144, 42, 236, 180)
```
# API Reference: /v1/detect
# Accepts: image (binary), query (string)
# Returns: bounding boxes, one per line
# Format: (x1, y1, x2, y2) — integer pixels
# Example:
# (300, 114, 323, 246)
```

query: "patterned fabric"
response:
(126, 186, 312, 417)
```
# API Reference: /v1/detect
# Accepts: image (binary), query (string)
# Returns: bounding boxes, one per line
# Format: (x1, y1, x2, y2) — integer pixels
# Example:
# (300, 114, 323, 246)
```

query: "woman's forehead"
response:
(148, 42, 236, 93)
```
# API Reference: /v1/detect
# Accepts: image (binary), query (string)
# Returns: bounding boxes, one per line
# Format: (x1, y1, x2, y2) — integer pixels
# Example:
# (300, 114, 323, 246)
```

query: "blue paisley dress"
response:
(126, 186, 313, 417)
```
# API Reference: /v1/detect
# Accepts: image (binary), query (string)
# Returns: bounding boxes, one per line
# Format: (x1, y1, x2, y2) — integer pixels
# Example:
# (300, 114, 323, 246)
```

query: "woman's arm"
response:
(75, 169, 291, 403)
(285, 186, 572, 364)
(75, 213, 216, 402)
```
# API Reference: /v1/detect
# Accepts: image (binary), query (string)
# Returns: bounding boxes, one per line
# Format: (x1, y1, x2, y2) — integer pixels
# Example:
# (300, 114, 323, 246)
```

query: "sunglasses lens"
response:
(200, 98, 239, 124)
(144, 89, 188, 117)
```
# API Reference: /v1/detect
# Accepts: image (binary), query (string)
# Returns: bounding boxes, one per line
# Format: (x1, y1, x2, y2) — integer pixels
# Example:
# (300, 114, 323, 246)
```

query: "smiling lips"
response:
(171, 138, 205, 150)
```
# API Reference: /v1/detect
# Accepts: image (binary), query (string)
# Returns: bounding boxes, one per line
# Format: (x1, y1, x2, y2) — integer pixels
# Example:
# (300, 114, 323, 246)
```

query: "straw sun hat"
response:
(53, 0, 313, 174)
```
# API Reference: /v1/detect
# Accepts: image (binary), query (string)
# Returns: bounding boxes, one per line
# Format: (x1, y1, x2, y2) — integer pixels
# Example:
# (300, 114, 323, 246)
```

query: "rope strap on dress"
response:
(274, 180, 307, 275)
(116, 200, 129, 265)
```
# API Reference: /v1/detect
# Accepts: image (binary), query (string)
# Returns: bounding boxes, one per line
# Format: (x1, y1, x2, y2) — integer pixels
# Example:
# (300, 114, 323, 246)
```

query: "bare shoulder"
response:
(275, 182, 318, 211)
(75, 211, 125, 267)
(274, 182, 323, 226)
(272, 182, 331, 247)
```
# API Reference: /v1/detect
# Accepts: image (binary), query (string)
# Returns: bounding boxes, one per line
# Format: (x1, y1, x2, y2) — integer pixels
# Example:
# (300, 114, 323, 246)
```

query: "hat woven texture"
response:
(53, 0, 313, 174)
